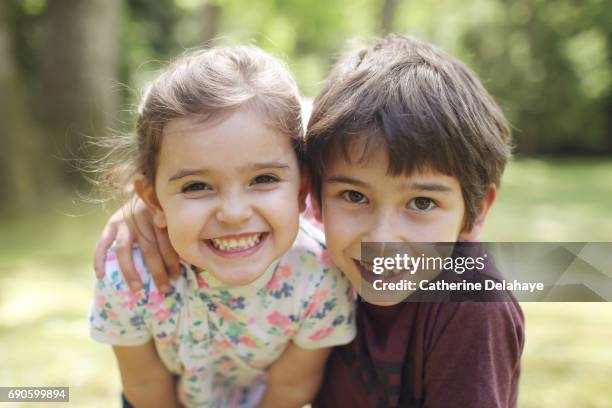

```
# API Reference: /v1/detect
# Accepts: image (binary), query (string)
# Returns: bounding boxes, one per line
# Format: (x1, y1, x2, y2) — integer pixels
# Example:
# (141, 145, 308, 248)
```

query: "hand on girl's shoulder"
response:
(90, 245, 185, 346)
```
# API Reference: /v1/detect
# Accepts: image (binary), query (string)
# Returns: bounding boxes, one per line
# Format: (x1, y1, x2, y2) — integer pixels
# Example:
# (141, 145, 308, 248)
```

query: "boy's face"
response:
(315, 140, 492, 305)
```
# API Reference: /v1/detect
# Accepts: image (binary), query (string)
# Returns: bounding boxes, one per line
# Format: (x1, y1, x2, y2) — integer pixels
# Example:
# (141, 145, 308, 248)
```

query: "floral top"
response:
(89, 219, 356, 408)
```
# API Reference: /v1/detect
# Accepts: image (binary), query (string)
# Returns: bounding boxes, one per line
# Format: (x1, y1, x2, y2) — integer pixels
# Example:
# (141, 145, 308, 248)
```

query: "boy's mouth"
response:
(206, 232, 267, 254)
(353, 259, 410, 284)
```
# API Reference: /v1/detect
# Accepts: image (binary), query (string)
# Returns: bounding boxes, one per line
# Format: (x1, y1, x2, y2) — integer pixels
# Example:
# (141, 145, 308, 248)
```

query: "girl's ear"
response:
(133, 175, 167, 228)
(459, 184, 497, 241)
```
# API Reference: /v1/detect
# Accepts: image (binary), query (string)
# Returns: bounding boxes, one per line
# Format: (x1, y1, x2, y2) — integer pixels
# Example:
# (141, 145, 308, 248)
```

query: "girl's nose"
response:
(215, 195, 253, 225)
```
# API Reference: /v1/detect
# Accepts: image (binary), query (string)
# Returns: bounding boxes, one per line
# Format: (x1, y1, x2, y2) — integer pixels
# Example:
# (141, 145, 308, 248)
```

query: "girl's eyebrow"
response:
(168, 162, 290, 182)
(244, 162, 290, 171)
(169, 168, 210, 182)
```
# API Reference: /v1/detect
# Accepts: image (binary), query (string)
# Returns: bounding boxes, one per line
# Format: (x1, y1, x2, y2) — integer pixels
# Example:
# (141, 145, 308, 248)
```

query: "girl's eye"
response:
(181, 182, 211, 193)
(409, 197, 437, 212)
(251, 174, 280, 185)
(341, 190, 368, 204)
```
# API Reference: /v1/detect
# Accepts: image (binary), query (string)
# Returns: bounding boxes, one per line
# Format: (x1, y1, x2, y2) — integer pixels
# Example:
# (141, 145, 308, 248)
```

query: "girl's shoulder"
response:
(91, 246, 190, 347)
(270, 217, 352, 303)
(275, 217, 334, 278)
(99, 245, 191, 295)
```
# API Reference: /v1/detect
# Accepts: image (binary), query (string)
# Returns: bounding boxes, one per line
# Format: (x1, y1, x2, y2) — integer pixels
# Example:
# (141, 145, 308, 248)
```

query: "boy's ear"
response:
(298, 169, 323, 223)
(133, 175, 167, 229)
(298, 169, 311, 213)
(309, 190, 323, 223)
(459, 184, 497, 241)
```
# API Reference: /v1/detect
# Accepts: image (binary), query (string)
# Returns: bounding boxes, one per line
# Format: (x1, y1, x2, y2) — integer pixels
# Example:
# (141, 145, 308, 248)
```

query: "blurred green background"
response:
(1, 0, 611, 407)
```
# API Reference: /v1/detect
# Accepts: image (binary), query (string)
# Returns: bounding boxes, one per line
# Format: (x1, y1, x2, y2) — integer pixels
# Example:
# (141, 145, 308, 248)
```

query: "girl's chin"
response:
(199, 264, 267, 286)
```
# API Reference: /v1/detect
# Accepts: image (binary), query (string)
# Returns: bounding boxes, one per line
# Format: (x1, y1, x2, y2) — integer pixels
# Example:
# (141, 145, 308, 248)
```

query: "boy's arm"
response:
(113, 341, 181, 408)
(257, 342, 331, 408)
(423, 302, 524, 408)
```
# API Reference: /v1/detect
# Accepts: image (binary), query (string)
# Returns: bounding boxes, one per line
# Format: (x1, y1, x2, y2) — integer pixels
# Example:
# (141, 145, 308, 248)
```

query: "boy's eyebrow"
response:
(326, 176, 371, 188)
(407, 182, 454, 193)
(326, 176, 454, 193)
(168, 162, 290, 182)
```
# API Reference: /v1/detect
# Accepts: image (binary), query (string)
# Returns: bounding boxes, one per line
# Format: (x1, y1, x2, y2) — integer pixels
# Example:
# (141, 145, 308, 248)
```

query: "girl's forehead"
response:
(157, 112, 299, 175)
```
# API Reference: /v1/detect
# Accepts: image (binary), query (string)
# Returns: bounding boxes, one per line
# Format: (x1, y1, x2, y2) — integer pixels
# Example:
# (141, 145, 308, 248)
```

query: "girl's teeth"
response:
(211, 234, 262, 251)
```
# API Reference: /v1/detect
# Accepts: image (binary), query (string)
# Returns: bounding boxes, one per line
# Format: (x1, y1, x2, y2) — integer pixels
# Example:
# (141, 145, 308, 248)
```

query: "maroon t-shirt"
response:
(313, 300, 524, 408)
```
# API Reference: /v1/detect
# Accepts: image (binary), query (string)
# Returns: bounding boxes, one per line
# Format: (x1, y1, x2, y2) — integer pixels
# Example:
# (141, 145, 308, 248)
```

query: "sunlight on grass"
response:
(483, 158, 612, 241)
(1, 159, 611, 407)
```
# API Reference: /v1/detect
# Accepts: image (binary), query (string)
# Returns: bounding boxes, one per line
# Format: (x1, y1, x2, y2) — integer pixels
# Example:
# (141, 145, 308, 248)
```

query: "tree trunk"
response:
(200, 2, 222, 45)
(38, 0, 122, 186)
(380, 0, 400, 35)
(0, 1, 44, 212)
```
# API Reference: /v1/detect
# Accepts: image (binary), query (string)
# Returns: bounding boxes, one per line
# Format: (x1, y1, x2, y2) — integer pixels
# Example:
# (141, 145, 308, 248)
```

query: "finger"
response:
(137, 227, 172, 294)
(154, 226, 181, 279)
(94, 222, 118, 278)
(115, 222, 143, 291)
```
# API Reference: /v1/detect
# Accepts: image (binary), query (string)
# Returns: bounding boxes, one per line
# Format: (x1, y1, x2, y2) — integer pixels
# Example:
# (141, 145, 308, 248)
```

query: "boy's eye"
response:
(181, 182, 211, 193)
(251, 174, 280, 185)
(408, 197, 436, 212)
(341, 190, 368, 204)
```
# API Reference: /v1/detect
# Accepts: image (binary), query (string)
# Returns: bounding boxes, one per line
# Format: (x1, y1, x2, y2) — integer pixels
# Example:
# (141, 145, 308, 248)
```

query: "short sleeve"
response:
(89, 248, 152, 346)
(293, 265, 356, 350)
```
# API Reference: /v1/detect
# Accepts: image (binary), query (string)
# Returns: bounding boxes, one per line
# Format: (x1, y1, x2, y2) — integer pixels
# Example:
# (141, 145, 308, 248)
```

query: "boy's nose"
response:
(215, 195, 253, 225)
(363, 211, 403, 243)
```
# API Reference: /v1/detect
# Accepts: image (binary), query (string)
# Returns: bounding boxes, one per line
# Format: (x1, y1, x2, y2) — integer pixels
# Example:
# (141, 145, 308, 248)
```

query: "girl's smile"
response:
(205, 231, 268, 256)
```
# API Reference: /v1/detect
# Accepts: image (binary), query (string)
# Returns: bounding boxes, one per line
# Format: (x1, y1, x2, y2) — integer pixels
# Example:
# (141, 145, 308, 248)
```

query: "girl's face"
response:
(141, 110, 303, 285)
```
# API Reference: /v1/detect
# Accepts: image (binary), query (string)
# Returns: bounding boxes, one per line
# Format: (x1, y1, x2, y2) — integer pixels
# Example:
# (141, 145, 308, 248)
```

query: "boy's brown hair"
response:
(306, 34, 512, 230)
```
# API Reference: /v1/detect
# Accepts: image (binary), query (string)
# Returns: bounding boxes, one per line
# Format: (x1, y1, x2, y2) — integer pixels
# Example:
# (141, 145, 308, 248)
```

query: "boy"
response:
(95, 35, 523, 407)
(305, 34, 523, 408)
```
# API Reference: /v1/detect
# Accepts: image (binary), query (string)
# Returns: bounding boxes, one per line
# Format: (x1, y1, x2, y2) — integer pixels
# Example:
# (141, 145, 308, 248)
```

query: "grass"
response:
(1, 158, 611, 407)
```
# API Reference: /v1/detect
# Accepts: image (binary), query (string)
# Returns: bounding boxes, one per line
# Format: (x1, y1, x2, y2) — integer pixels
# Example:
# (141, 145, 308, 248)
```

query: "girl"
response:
(89, 45, 355, 408)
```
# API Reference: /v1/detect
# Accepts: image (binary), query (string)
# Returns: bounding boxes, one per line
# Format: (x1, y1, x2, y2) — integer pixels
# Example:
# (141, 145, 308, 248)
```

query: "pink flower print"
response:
(153, 307, 171, 321)
(196, 273, 207, 289)
(302, 300, 322, 319)
(308, 327, 335, 341)
(266, 273, 282, 290)
(278, 265, 292, 278)
(95, 294, 106, 309)
(318, 250, 332, 267)
(118, 290, 142, 310)
(302, 288, 329, 317)
(214, 338, 232, 348)
(239, 336, 257, 348)
(312, 288, 330, 303)
(106, 252, 117, 262)
(216, 304, 237, 322)
(148, 291, 165, 307)
(266, 265, 292, 290)
(107, 309, 119, 320)
(267, 311, 291, 331)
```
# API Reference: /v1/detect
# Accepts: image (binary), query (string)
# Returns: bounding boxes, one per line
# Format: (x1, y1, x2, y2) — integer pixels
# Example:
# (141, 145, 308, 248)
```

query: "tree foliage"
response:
(1, 0, 611, 211)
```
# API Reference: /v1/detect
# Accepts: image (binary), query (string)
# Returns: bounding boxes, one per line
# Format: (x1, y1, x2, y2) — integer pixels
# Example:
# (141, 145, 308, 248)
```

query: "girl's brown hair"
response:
(101, 45, 303, 199)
